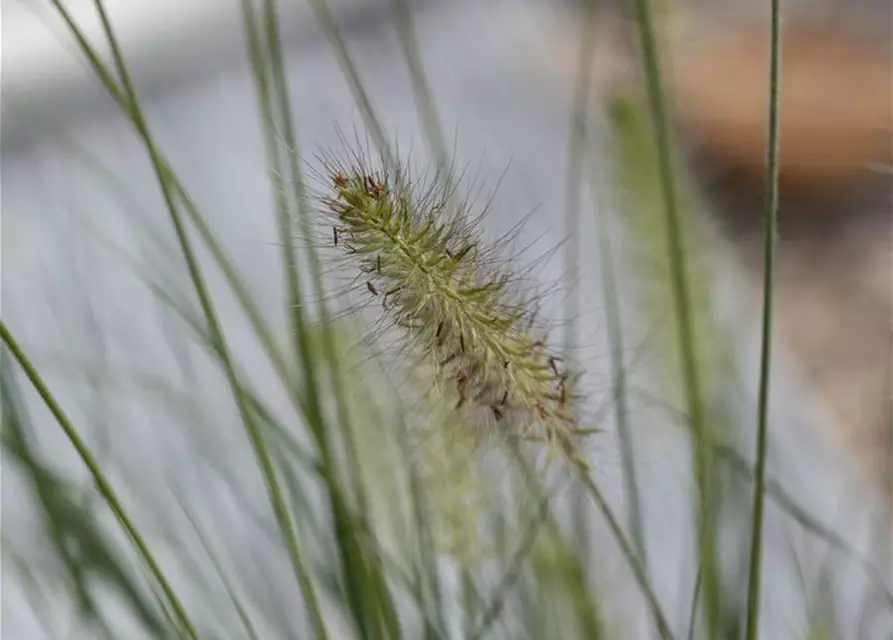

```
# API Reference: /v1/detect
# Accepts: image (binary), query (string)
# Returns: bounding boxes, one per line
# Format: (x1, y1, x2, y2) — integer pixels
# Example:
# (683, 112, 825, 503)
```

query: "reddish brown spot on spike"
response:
(364, 174, 385, 199)
(333, 172, 348, 187)
(454, 244, 473, 262)
(492, 406, 503, 421)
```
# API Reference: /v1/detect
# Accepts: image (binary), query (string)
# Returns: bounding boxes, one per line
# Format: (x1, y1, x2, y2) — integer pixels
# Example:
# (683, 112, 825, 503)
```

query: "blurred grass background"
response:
(2, 0, 891, 638)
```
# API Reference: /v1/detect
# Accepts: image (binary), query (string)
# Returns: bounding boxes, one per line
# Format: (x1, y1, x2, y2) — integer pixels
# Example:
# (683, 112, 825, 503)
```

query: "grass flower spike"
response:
(316, 149, 595, 471)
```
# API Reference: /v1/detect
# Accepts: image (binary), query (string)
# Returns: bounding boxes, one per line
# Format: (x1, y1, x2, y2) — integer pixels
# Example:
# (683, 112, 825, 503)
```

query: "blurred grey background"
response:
(3, 0, 891, 638)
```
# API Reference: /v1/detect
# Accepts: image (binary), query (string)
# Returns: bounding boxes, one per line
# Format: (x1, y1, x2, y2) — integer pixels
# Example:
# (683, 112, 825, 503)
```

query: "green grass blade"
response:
(240, 0, 315, 394)
(45, 0, 310, 424)
(305, 0, 392, 163)
(576, 469, 676, 640)
(607, 79, 724, 638)
(568, 0, 647, 583)
(0, 321, 200, 639)
(686, 561, 703, 640)
(50, 3, 331, 636)
(562, 0, 596, 360)
(257, 16, 386, 622)
(744, 2, 783, 636)
(174, 496, 263, 640)
(390, 0, 448, 167)
(589, 165, 646, 569)
(2, 370, 167, 638)
(468, 493, 552, 640)
(244, 11, 403, 638)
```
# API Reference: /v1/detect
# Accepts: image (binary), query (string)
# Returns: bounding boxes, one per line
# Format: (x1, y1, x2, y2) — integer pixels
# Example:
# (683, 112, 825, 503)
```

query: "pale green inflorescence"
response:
(318, 158, 594, 471)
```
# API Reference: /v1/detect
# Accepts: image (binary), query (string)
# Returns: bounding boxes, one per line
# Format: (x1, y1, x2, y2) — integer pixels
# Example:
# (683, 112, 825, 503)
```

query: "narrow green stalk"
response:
(576, 6, 648, 566)
(506, 446, 673, 639)
(169, 180, 309, 416)
(256, 2, 361, 475)
(54, 3, 330, 636)
(176, 497, 262, 640)
(37, 61, 311, 423)
(562, 0, 596, 358)
(305, 0, 392, 165)
(0, 322, 200, 640)
(48, 0, 302, 416)
(390, 0, 448, 167)
(251, 5, 402, 636)
(637, 383, 893, 606)
(468, 465, 555, 640)
(745, 2, 783, 638)
(589, 159, 647, 569)
(259, 0, 377, 549)
(404, 453, 450, 639)
(239, 0, 317, 417)
(686, 563, 702, 640)
(628, 0, 718, 631)
(577, 470, 675, 640)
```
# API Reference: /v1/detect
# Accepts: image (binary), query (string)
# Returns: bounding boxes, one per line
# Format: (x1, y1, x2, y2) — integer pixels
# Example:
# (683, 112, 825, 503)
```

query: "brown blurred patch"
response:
(671, 21, 891, 201)
(670, 17, 892, 492)
(533, 7, 891, 497)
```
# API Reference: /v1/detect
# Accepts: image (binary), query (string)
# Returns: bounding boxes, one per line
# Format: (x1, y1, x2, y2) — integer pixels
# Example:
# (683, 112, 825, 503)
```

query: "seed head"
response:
(316, 149, 594, 471)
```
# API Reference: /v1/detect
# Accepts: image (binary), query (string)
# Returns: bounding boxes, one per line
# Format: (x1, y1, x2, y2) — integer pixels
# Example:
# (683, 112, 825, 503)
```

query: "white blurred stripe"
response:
(1, 0, 383, 129)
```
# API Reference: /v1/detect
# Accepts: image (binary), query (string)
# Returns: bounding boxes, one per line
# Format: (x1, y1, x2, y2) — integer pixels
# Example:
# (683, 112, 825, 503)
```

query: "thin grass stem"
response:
(0, 321, 201, 640)
(576, 470, 675, 640)
(562, 0, 595, 359)
(744, 2, 783, 638)
(588, 147, 648, 576)
(627, 0, 719, 631)
(390, 0, 448, 167)
(306, 0, 392, 165)
(52, 3, 331, 636)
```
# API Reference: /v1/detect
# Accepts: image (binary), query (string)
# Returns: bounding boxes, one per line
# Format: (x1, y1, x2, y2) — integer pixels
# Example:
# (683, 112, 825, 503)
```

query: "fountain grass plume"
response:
(311, 143, 598, 472)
